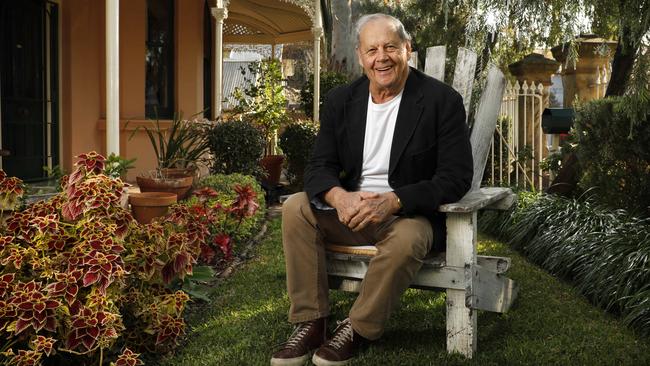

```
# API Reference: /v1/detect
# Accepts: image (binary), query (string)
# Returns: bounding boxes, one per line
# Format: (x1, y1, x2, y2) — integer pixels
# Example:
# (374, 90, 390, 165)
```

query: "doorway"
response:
(0, 0, 59, 181)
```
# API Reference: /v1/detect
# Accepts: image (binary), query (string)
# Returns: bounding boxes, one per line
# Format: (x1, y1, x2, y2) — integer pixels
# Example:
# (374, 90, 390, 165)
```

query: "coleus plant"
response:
(0, 170, 24, 212)
(0, 151, 254, 365)
(176, 184, 260, 267)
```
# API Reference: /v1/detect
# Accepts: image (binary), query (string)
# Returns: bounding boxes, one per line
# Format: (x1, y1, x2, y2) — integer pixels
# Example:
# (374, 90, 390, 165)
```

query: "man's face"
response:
(356, 18, 411, 95)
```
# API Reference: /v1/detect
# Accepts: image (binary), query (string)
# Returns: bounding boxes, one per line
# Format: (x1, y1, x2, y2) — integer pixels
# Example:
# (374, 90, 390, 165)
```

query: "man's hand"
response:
(324, 187, 379, 227)
(347, 191, 401, 231)
(324, 188, 401, 231)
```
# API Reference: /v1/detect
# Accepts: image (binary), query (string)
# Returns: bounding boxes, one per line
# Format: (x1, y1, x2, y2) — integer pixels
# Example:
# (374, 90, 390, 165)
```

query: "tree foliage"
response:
(358, 0, 649, 94)
(573, 96, 650, 216)
(355, 0, 650, 199)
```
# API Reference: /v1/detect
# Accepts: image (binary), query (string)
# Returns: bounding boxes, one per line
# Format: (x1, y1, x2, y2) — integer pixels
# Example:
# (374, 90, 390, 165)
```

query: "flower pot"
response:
(260, 154, 284, 187)
(136, 175, 194, 200)
(129, 192, 177, 224)
(160, 167, 198, 181)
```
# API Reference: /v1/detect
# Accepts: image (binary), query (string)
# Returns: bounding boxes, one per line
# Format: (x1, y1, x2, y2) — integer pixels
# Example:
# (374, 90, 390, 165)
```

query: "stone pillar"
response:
(211, 6, 228, 119)
(551, 35, 617, 108)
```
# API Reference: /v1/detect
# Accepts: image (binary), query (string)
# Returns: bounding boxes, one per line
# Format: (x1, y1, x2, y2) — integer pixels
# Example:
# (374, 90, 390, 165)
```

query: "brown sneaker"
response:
(312, 318, 367, 366)
(271, 318, 327, 366)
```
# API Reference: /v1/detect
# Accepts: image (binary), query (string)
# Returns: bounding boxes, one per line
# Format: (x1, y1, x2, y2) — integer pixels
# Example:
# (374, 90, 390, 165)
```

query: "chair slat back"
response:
(451, 48, 478, 122)
(424, 45, 506, 192)
(408, 51, 419, 69)
(424, 46, 447, 82)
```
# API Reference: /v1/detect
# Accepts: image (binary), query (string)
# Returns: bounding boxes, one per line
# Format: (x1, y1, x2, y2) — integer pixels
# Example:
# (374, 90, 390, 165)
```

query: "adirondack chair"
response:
(324, 46, 518, 358)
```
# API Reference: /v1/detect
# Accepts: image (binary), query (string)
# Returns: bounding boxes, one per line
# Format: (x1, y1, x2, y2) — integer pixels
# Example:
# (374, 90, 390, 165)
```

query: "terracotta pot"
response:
(129, 192, 177, 224)
(160, 167, 197, 180)
(260, 154, 284, 186)
(136, 175, 194, 200)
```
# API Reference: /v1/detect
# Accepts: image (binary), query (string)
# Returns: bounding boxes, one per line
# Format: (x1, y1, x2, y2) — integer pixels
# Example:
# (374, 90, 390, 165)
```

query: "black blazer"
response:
(304, 67, 473, 250)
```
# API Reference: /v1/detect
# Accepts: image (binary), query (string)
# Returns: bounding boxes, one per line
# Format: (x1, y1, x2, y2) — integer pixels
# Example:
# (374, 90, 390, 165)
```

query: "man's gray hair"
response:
(354, 13, 411, 48)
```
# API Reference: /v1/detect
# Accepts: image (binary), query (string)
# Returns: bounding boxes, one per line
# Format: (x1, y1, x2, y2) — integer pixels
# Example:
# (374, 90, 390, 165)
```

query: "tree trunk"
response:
(329, 0, 361, 78)
(546, 151, 580, 196)
(605, 25, 636, 97)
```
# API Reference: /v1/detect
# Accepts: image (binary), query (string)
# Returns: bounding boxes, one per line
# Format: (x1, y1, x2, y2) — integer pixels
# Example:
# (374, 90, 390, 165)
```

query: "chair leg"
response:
(445, 212, 477, 358)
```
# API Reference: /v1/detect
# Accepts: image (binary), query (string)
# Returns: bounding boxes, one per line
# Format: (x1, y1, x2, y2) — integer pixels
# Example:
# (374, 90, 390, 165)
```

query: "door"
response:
(0, 0, 59, 181)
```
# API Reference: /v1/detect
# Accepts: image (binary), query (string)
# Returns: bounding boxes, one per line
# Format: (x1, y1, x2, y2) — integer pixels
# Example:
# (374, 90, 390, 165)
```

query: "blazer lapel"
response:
(344, 82, 369, 173)
(389, 70, 424, 174)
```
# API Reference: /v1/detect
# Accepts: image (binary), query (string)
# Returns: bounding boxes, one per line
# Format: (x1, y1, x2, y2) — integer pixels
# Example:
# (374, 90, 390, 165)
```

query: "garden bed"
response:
(479, 192, 650, 336)
(0, 154, 266, 365)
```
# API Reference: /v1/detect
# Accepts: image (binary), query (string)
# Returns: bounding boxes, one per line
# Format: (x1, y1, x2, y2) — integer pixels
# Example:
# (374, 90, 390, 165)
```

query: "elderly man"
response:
(271, 13, 473, 366)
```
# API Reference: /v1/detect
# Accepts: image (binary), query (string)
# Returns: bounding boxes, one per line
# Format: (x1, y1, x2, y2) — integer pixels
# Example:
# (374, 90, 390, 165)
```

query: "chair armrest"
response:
(439, 187, 514, 213)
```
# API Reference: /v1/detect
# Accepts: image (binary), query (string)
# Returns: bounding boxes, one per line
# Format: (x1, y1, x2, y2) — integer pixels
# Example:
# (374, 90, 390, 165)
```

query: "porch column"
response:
(211, 5, 228, 119)
(106, 0, 120, 155)
(312, 0, 323, 123)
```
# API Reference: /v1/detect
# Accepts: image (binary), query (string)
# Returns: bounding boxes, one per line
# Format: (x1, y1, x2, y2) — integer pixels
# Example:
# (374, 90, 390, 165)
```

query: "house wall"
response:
(60, 0, 205, 181)
(61, 0, 104, 173)
(176, 0, 205, 117)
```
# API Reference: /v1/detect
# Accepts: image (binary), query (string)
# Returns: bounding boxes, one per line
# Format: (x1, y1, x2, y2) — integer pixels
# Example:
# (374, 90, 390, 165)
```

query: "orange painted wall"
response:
(176, 0, 205, 117)
(60, 0, 206, 181)
(60, 0, 104, 173)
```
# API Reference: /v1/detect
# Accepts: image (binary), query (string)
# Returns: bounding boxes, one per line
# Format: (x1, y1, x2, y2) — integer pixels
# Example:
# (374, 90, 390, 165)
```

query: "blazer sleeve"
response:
(303, 90, 344, 201)
(393, 93, 473, 216)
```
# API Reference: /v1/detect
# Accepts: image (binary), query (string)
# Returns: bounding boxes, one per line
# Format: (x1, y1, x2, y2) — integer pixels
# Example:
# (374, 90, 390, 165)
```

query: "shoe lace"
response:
(327, 319, 354, 350)
(283, 321, 314, 349)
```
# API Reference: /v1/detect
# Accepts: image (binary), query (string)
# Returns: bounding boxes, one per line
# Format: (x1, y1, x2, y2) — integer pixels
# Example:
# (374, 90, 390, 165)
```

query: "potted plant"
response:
(231, 59, 289, 186)
(134, 113, 211, 199)
(278, 120, 319, 192)
(104, 153, 137, 180)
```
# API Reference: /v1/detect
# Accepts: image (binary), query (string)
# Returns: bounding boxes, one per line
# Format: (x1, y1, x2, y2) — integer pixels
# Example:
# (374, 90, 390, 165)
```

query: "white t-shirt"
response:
(358, 91, 403, 192)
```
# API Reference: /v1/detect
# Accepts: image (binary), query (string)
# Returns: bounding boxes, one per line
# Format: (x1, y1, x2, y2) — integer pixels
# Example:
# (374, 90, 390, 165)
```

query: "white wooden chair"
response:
(325, 46, 518, 358)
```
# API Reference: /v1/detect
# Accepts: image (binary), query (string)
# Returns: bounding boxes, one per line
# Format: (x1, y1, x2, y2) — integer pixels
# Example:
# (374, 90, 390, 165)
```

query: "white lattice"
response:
(224, 22, 262, 36)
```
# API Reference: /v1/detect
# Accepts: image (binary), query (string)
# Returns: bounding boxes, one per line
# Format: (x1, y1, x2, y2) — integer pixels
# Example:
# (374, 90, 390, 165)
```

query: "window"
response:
(145, 0, 174, 119)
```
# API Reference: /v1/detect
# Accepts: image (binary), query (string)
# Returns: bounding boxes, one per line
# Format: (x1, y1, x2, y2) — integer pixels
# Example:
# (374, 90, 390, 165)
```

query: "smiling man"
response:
(271, 13, 473, 366)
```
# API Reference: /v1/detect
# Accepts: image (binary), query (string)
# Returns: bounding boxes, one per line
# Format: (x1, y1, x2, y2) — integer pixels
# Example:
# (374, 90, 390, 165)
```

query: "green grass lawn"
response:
(161, 218, 650, 366)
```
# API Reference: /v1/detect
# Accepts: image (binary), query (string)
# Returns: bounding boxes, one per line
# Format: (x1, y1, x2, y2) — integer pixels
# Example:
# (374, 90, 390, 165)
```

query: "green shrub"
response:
(195, 174, 266, 244)
(278, 121, 319, 191)
(208, 119, 265, 177)
(300, 71, 349, 118)
(573, 96, 650, 216)
(479, 192, 650, 336)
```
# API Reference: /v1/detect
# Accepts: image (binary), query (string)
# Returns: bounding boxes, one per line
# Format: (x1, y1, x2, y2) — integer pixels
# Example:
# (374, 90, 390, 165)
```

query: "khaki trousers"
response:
(282, 192, 433, 340)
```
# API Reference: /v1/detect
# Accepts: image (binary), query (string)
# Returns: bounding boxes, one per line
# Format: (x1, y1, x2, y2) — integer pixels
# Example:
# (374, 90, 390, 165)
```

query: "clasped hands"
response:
(324, 187, 401, 232)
